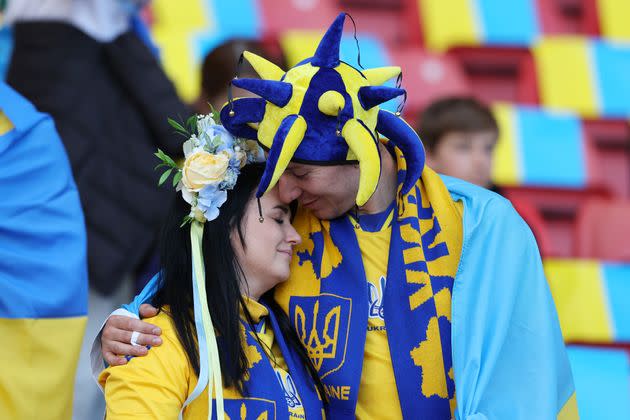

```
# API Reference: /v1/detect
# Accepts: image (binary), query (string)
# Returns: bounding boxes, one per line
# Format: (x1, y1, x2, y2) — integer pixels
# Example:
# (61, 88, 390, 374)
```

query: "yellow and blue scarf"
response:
(277, 146, 463, 418)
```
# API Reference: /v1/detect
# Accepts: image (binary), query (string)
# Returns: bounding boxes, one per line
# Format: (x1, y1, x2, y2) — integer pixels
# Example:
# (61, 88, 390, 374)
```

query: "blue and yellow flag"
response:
(0, 83, 87, 419)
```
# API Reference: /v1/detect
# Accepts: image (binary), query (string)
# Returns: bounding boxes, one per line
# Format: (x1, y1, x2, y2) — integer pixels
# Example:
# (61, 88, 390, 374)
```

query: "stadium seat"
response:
(420, 0, 541, 51)
(492, 104, 595, 188)
(258, 0, 340, 37)
(545, 259, 630, 343)
(597, 0, 630, 42)
(337, 0, 423, 45)
(447, 47, 539, 105)
(574, 198, 630, 261)
(582, 119, 630, 199)
(537, 0, 599, 36)
(509, 197, 553, 257)
(502, 186, 610, 257)
(566, 346, 630, 420)
(387, 47, 471, 117)
(534, 36, 630, 118)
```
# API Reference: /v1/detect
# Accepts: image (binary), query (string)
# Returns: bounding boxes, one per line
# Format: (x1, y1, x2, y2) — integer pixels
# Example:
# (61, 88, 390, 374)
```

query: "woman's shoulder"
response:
(145, 306, 178, 334)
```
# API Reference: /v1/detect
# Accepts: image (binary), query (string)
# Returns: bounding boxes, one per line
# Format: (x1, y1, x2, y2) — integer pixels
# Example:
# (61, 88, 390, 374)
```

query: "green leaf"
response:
(158, 169, 172, 186)
(172, 171, 183, 187)
(186, 115, 198, 134)
(154, 162, 168, 170)
(156, 148, 178, 168)
(167, 117, 187, 134)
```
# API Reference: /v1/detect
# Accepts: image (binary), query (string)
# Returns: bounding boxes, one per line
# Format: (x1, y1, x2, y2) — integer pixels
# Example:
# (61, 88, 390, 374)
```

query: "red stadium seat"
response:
(502, 186, 611, 258)
(583, 119, 630, 199)
(337, 0, 423, 45)
(509, 197, 553, 257)
(575, 198, 630, 261)
(258, 0, 341, 37)
(536, 0, 600, 36)
(389, 47, 471, 118)
(446, 47, 539, 106)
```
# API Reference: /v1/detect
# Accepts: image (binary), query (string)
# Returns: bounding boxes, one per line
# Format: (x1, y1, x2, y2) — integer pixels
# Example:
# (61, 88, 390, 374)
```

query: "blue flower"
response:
(197, 184, 228, 221)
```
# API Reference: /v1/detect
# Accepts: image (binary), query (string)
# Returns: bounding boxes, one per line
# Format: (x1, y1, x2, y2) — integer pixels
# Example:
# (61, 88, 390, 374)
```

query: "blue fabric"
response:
(376, 110, 425, 196)
(219, 97, 266, 140)
(477, 0, 540, 46)
(358, 86, 405, 110)
(232, 78, 292, 107)
(0, 82, 87, 318)
(444, 175, 575, 419)
(295, 68, 353, 163)
(258, 114, 301, 197)
(290, 218, 368, 419)
(312, 13, 344, 68)
(567, 346, 630, 420)
(0, 27, 12, 81)
(385, 186, 454, 418)
(602, 263, 630, 342)
(593, 40, 630, 118)
(517, 106, 586, 187)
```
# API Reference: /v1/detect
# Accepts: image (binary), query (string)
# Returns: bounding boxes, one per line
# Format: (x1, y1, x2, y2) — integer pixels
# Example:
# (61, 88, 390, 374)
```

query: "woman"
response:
(98, 116, 326, 419)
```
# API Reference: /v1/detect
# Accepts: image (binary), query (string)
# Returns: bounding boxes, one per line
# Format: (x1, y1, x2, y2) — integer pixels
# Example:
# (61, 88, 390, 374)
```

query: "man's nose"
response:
(278, 176, 302, 203)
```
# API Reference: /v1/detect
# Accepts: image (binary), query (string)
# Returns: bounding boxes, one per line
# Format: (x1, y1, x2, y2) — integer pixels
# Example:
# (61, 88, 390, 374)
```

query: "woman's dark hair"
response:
(153, 163, 326, 400)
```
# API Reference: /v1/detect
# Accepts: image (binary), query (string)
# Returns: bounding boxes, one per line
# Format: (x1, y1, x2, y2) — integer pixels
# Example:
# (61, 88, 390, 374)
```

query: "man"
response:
(417, 97, 498, 190)
(0, 82, 88, 419)
(97, 13, 577, 419)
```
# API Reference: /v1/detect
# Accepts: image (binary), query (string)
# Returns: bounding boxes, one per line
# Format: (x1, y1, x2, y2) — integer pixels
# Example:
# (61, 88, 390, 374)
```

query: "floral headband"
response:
(155, 110, 265, 225)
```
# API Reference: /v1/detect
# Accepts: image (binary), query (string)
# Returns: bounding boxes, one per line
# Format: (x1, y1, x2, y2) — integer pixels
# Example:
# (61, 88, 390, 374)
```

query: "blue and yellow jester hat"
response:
(220, 13, 425, 206)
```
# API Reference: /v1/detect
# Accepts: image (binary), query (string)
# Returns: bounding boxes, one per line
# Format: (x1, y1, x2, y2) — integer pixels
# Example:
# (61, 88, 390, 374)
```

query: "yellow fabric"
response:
(0, 316, 86, 420)
(557, 392, 580, 420)
(544, 259, 613, 342)
(243, 51, 285, 81)
(265, 115, 307, 195)
(341, 119, 381, 205)
(491, 103, 521, 186)
(597, 0, 630, 42)
(533, 37, 599, 117)
(100, 301, 304, 419)
(0, 110, 14, 136)
(362, 67, 402, 87)
(420, 0, 479, 52)
(150, 0, 211, 102)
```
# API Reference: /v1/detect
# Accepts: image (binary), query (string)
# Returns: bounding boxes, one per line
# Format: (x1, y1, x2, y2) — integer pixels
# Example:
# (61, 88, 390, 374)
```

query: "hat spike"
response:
(358, 86, 406, 110)
(376, 109, 425, 196)
(312, 13, 346, 68)
(231, 78, 293, 107)
(243, 51, 285, 81)
(341, 118, 381, 206)
(257, 114, 307, 197)
(363, 66, 402, 86)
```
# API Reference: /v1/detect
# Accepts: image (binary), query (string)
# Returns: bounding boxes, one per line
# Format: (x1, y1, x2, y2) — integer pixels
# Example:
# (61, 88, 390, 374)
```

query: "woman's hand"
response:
(101, 304, 163, 366)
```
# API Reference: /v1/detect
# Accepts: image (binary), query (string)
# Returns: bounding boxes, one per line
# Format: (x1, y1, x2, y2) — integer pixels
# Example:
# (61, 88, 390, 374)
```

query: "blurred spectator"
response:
(0, 82, 87, 420)
(417, 96, 499, 191)
(195, 38, 279, 113)
(4, 1, 191, 418)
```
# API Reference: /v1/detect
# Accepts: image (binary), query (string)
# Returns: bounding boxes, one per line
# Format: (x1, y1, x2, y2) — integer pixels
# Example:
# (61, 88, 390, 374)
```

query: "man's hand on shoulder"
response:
(101, 304, 163, 366)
